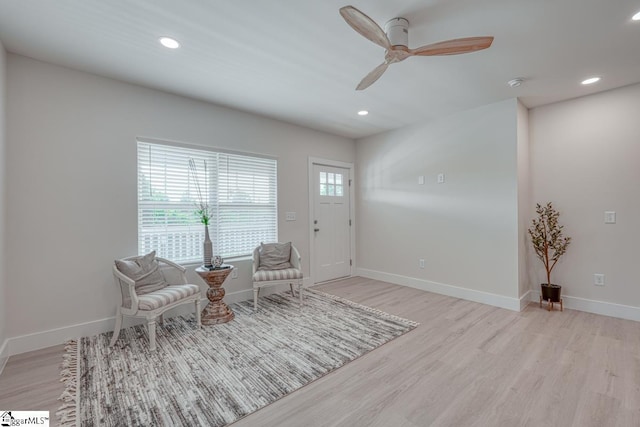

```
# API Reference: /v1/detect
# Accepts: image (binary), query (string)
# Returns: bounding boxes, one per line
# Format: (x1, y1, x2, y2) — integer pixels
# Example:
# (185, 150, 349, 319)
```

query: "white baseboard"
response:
(224, 289, 254, 304)
(529, 290, 640, 322)
(6, 316, 115, 357)
(225, 277, 311, 303)
(4, 279, 311, 357)
(357, 268, 522, 312)
(0, 339, 8, 376)
(519, 290, 532, 311)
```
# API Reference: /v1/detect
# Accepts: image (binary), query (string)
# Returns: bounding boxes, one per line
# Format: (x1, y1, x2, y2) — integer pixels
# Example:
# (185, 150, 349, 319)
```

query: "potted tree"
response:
(528, 202, 571, 310)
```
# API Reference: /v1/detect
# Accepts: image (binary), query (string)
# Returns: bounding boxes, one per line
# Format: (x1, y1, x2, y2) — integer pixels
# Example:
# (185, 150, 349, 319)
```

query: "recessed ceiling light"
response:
(159, 37, 180, 49)
(581, 77, 601, 85)
(632, 11, 640, 21)
(357, 110, 369, 116)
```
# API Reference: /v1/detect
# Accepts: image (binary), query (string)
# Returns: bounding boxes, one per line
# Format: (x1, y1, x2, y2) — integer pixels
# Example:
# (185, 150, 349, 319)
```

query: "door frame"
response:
(308, 157, 356, 285)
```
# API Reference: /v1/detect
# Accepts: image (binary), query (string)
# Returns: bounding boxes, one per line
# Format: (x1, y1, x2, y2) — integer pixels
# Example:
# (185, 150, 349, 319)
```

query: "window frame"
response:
(137, 137, 278, 263)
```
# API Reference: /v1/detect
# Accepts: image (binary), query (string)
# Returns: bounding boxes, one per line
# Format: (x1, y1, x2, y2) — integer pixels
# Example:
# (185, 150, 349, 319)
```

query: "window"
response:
(319, 171, 344, 197)
(137, 140, 277, 263)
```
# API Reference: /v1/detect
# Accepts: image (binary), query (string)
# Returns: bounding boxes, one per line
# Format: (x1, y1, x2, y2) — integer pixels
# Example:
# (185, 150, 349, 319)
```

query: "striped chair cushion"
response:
(253, 268, 303, 282)
(138, 284, 200, 311)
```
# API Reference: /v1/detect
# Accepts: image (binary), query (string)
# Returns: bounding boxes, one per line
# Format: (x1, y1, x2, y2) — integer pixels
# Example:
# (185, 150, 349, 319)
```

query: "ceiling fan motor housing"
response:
(385, 17, 409, 47)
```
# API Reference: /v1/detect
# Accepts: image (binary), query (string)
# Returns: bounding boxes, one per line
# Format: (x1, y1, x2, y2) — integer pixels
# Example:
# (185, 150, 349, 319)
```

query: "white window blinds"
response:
(137, 140, 277, 263)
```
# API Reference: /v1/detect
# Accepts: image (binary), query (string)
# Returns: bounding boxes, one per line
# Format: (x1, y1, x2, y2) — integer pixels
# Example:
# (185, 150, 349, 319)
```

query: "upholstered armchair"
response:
(111, 251, 202, 350)
(252, 242, 303, 311)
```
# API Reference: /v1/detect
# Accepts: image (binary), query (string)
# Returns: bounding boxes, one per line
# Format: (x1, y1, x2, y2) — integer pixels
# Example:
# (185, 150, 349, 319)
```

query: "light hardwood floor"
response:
(1, 277, 639, 426)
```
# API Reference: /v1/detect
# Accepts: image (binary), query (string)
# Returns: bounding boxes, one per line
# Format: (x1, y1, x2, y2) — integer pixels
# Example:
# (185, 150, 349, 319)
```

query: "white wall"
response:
(0, 41, 7, 368)
(529, 83, 640, 309)
(355, 99, 521, 308)
(5, 54, 354, 345)
(516, 100, 530, 300)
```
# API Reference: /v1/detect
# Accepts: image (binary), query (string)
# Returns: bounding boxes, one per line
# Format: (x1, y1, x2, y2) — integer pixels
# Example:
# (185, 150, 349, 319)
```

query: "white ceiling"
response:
(1, 1, 639, 139)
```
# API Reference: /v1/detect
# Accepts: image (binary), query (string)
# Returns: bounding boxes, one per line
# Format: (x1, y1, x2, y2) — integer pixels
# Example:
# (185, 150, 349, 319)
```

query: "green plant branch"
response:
(188, 158, 211, 226)
(528, 202, 571, 285)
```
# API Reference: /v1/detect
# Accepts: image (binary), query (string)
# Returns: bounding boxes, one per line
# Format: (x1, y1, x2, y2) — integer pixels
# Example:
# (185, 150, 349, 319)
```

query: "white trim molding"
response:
(519, 290, 532, 311)
(528, 290, 640, 322)
(225, 277, 312, 304)
(6, 317, 115, 357)
(4, 279, 311, 357)
(0, 339, 9, 376)
(357, 268, 522, 312)
(308, 157, 356, 286)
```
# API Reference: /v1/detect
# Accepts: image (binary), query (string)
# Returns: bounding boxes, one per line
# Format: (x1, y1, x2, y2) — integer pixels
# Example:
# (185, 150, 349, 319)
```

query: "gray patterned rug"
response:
(58, 289, 418, 426)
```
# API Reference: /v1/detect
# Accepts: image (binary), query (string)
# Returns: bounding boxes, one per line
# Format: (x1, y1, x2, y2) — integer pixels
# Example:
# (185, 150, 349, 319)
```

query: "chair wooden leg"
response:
(290, 283, 295, 297)
(158, 313, 164, 325)
(298, 283, 303, 307)
(254, 288, 259, 311)
(539, 295, 542, 308)
(109, 308, 123, 347)
(148, 318, 157, 351)
(560, 298, 564, 312)
(195, 299, 201, 327)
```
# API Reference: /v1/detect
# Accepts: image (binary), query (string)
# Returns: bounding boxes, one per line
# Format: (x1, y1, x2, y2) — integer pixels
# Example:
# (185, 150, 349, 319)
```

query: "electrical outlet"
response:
(594, 273, 605, 286)
(285, 212, 296, 221)
(437, 173, 445, 184)
(419, 259, 425, 269)
(232, 269, 238, 279)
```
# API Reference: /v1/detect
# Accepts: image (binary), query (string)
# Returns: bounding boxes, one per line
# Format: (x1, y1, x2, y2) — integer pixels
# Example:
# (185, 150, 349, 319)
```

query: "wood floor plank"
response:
(1, 277, 640, 427)
(0, 344, 65, 417)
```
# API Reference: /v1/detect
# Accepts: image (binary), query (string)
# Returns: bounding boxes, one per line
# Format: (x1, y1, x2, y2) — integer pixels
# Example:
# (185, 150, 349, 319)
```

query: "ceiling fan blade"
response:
(410, 36, 494, 56)
(340, 6, 391, 50)
(356, 62, 389, 91)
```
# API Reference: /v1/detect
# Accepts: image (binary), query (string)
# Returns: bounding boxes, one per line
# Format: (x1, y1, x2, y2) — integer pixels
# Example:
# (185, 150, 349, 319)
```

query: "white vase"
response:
(203, 225, 213, 268)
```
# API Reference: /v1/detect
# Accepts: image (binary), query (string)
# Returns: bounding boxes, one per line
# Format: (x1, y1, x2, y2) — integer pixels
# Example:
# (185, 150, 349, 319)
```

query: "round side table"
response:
(195, 265, 235, 325)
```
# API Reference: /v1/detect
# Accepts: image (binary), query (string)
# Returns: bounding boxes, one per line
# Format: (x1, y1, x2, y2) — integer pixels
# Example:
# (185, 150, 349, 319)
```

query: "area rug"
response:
(57, 289, 418, 426)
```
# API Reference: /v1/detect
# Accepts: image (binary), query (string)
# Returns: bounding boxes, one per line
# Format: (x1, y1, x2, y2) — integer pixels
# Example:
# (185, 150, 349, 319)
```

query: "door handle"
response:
(314, 228, 320, 232)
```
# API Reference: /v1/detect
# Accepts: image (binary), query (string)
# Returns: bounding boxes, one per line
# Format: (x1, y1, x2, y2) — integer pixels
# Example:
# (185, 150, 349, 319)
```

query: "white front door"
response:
(312, 164, 351, 283)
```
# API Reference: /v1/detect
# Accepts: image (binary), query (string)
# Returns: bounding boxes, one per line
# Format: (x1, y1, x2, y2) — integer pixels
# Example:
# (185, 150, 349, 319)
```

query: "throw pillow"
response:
(115, 250, 168, 295)
(258, 242, 293, 270)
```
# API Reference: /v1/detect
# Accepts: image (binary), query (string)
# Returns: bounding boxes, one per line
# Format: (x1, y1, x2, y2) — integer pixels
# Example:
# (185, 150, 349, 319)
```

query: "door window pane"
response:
(320, 171, 346, 197)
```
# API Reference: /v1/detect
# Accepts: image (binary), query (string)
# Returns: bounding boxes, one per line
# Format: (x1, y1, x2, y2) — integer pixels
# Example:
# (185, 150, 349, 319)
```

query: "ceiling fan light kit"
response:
(384, 17, 409, 47)
(339, 5, 494, 90)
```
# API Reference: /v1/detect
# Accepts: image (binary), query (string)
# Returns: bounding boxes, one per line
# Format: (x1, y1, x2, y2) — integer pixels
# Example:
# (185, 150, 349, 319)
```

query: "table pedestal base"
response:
(196, 266, 235, 326)
(202, 287, 235, 325)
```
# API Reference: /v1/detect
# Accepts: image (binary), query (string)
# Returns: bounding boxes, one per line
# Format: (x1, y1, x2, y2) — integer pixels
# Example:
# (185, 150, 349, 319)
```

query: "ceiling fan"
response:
(339, 5, 494, 90)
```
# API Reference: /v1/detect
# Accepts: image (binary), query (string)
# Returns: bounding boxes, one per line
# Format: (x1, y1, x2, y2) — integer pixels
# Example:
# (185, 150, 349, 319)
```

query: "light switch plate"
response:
(418, 175, 425, 185)
(604, 211, 616, 224)
(285, 212, 296, 221)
